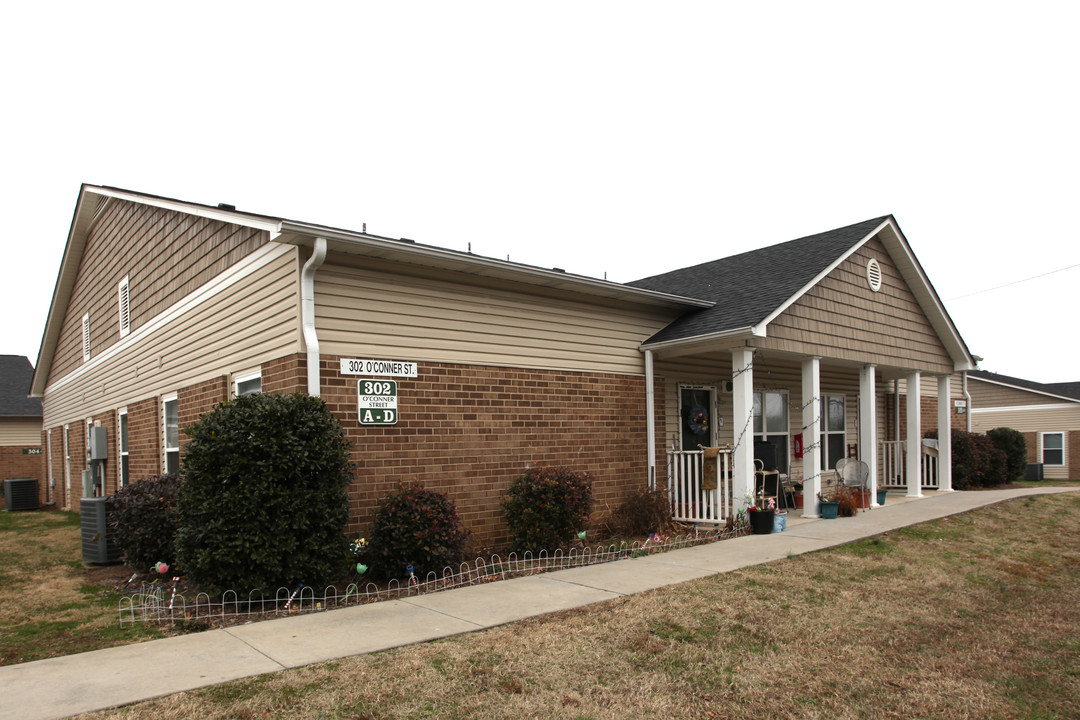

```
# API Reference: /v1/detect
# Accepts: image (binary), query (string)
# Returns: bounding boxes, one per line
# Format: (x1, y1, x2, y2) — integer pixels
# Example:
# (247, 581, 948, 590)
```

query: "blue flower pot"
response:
(819, 501, 839, 519)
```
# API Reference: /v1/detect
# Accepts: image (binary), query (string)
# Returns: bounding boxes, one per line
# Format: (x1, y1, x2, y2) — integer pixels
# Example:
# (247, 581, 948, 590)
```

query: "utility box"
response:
(1024, 463, 1044, 481)
(4, 478, 39, 511)
(89, 426, 108, 461)
(80, 497, 121, 565)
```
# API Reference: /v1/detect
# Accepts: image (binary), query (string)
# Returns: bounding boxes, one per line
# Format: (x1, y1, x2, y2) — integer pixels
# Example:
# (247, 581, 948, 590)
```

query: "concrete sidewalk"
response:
(1, 486, 1073, 720)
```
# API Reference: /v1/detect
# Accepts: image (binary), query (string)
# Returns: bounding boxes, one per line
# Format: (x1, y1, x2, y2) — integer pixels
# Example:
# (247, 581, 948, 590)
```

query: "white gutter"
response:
(645, 349, 656, 490)
(302, 238, 328, 396)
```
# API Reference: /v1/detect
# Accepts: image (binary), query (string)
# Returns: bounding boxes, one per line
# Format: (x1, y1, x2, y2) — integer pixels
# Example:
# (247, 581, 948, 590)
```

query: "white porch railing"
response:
(666, 449, 733, 523)
(879, 440, 940, 489)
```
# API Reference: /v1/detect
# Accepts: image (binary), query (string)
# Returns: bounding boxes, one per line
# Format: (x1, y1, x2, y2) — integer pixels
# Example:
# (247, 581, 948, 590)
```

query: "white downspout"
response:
(645, 349, 656, 490)
(301, 238, 328, 397)
(963, 370, 972, 433)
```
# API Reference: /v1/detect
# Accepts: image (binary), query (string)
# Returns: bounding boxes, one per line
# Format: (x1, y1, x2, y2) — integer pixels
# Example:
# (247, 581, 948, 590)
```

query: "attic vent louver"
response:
(866, 258, 883, 292)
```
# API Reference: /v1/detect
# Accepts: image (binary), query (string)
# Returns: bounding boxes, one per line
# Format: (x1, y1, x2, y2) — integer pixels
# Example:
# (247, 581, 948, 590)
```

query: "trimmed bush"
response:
(175, 393, 353, 593)
(503, 466, 592, 552)
(929, 429, 1008, 489)
(609, 487, 671, 537)
(987, 427, 1028, 482)
(364, 482, 471, 580)
(107, 473, 183, 572)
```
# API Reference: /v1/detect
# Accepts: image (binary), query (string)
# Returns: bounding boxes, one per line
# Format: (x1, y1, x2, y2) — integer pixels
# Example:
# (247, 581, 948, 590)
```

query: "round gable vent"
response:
(866, 258, 883, 292)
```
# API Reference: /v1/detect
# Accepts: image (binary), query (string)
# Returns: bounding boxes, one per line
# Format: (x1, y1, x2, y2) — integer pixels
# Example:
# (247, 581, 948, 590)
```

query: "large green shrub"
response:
(107, 473, 182, 572)
(175, 393, 353, 592)
(502, 466, 592, 552)
(930, 429, 1008, 489)
(987, 427, 1028, 481)
(364, 482, 471, 580)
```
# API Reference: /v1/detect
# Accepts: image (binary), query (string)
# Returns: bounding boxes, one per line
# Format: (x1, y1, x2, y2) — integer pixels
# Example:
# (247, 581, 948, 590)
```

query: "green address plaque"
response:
(358, 379, 398, 425)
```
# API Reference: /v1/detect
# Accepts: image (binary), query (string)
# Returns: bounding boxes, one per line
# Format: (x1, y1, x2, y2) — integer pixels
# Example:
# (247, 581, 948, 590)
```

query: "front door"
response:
(679, 385, 717, 450)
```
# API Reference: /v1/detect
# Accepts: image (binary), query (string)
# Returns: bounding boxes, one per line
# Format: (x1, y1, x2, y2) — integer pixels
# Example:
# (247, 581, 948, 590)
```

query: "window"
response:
(679, 385, 716, 451)
(753, 390, 789, 473)
(118, 276, 130, 337)
(163, 395, 179, 474)
(1042, 432, 1064, 466)
(82, 313, 91, 362)
(118, 409, 129, 488)
(235, 371, 262, 397)
(820, 395, 846, 471)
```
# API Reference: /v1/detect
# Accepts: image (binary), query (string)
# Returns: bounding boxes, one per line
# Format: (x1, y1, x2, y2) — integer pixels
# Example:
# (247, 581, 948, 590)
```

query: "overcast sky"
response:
(2, 2, 1077, 384)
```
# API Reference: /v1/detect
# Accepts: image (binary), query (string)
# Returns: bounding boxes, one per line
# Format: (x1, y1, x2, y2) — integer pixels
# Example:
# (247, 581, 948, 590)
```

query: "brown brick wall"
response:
(0, 445, 44, 509)
(884, 393, 966, 440)
(126, 397, 162, 483)
(177, 376, 229, 461)
(320, 358, 660, 547)
(1068, 431, 1079, 480)
(263, 354, 306, 395)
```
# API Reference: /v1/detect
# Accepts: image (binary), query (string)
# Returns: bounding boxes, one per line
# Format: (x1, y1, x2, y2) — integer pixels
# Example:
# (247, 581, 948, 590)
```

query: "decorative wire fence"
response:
(119, 523, 749, 627)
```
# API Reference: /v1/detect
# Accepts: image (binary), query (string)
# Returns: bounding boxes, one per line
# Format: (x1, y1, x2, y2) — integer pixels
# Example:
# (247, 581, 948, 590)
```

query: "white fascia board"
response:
(639, 325, 761, 353)
(84, 186, 284, 237)
(972, 403, 1080, 413)
(277, 220, 714, 311)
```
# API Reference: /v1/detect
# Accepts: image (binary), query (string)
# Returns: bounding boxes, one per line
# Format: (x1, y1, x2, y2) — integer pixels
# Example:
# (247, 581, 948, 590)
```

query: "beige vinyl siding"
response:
(315, 261, 677, 375)
(48, 201, 269, 385)
(971, 405, 1080, 480)
(0, 418, 43, 445)
(968, 379, 1061, 408)
(41, 244, 301, 428)
(755, 238, 954, 375)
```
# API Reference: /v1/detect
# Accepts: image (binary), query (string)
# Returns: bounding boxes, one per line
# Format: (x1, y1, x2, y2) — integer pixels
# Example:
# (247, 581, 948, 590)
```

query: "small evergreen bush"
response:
(502, 466, 592, 552)
(175, 393, 353, 593)
(929, 429, 1008, 489)
(364, 482, 471, 580)
(107, 473, 183, 572)
(987, 427, 1028, 481)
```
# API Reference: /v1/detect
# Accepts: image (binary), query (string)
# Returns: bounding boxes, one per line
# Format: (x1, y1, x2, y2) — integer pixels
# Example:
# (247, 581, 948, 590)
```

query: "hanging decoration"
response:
(686, 389, 710, 436)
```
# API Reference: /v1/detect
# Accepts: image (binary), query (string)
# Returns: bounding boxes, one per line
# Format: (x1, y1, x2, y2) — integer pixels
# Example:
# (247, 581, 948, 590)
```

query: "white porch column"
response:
(937, 375, 954, 492)
(859, 364, 879, 504)
(801, 356, 822, 517)
(905, 371, 923, 497)
(731, 348, 755, 507)
(645, 350, 656, 491)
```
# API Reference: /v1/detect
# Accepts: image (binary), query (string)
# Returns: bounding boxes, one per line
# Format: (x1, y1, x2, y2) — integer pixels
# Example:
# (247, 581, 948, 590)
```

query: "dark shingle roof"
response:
(628, 216, 891, 346)
(0, 356, 43, 417)
(968, 369, 1080, 402)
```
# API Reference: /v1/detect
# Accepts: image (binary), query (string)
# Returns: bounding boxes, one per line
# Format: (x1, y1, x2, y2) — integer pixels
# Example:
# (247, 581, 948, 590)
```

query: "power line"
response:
(947, 261, 1080, 301)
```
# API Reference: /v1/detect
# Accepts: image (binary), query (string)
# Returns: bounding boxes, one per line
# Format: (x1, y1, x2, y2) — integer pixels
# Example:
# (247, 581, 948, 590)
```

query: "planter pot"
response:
(819, 501, 839, 519)
(793, 493, 804, 509)
(855, 489, 871, 509)
(748, 509, 774, 534)
(773, 513, 787, 533)
(877, 489, 888, 506)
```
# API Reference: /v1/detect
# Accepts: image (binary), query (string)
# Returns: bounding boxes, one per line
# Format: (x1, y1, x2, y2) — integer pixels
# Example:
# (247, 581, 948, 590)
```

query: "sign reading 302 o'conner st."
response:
(340, 358, 417, 377)
(358, 379, 398, 425)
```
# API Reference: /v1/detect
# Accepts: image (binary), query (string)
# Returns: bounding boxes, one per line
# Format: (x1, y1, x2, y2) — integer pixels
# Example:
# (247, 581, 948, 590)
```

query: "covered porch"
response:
(648, 348, 959, 523)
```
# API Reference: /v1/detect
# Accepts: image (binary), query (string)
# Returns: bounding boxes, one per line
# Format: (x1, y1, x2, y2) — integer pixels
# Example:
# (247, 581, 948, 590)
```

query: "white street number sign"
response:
(358, 379, 398, 425)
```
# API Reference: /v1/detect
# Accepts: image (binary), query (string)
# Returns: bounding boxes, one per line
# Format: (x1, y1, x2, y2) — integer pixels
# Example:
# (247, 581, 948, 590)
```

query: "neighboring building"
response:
(0, 355, 44, 506)
(30, 185, 976, 544)
(968, 369, 1080, 480)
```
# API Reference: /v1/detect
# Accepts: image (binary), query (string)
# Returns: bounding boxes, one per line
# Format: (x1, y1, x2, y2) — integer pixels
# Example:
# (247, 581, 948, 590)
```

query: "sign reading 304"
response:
(358, 379, 398, 425)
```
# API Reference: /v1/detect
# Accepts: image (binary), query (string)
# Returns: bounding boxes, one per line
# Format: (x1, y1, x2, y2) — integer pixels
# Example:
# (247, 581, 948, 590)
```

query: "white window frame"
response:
(1041, 431, 1064, 467)
(118, 276, 130, 337)
(753, 389, 790, 474)
(235, 371, 263, 397)
(82, 313, 91, 362)
(118, 408, 129, 488)
(819, 395, 846, 471)
(163, 394, 179, 474)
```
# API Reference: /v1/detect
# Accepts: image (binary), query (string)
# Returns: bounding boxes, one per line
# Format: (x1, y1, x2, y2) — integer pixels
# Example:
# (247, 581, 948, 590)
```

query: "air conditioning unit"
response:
(4, 478, 39, 511)
(1024, 463, 1044, 481)
(81, 497, 121, 565)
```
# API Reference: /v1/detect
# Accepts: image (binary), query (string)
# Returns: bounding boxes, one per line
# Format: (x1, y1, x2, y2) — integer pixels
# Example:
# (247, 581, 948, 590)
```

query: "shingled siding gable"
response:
(48, 200, 269, 386)
(753, 237, 954, 374)
(969, 379, 1073, 408)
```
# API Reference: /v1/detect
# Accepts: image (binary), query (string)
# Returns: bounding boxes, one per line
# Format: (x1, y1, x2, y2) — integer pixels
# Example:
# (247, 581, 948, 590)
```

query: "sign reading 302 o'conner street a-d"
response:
(340, 358, 418, 377)
(358, 379, 399, 425)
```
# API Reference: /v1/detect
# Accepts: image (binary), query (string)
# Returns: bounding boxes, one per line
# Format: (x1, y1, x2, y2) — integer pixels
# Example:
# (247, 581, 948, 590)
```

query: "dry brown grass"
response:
(0, 510, 162, 665)
(73, 491, 1080, 720)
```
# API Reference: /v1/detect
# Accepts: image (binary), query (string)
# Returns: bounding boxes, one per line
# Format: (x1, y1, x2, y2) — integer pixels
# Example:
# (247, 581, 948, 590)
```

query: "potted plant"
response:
(745, 495, 778, 534)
